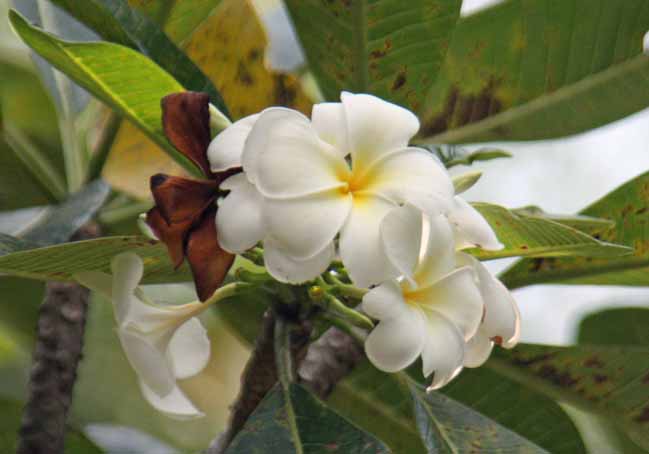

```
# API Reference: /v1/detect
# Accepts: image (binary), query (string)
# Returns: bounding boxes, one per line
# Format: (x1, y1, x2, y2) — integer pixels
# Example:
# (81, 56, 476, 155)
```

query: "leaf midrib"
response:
(351, 0, 369, 91)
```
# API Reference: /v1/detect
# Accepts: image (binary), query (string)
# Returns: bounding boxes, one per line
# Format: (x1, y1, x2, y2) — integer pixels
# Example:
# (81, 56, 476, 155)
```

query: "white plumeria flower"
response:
(208, 92, 455, 287)
(75, 253, 215, 419)
(364, 205, 519, 390)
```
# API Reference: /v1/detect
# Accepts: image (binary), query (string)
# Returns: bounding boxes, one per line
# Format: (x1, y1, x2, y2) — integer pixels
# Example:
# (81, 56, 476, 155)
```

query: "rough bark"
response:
(298, 327, 364, 399)
(17, 225, 99, 454)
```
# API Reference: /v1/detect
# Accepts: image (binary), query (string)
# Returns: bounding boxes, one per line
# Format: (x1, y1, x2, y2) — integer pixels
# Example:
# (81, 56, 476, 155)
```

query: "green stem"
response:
(98, 200, 153, 226)
(3, 122, 67, 202)
(87, 112, 121, 182)
(203, 282, 251, 307)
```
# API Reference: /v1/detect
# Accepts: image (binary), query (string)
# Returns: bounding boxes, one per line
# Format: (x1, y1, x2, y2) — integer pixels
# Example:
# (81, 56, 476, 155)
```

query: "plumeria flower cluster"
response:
(207, 92, 520, 389)
(79, 91, 520, 415)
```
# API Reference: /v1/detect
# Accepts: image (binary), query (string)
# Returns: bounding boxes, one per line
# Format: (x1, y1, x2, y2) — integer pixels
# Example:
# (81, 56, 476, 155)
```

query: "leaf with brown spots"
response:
(469, 203, 630, 261)
(501, 172, 649, 288)
(409, 379, 548, 453)
(489, 343, 649, 451)
(285, 0, 462, 114)
(418, 0, 649, 143)
(226, 383, 390, 454)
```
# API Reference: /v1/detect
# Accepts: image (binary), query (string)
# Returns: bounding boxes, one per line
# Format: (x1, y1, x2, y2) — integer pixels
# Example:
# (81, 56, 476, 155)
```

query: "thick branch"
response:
(17, 225, 99, 454)
(298, 327, 364, 399)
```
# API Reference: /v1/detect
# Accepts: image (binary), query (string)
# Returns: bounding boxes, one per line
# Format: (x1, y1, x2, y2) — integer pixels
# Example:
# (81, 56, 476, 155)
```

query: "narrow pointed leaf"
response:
(226, 383, 389, 454)
(9, 10, 201, 176)
(470, 203, 631, 260)
(285, 0, 462, 113)
(0, 235, 190, 284)
(500, 172, 649, 288)
(418, 0, 649, 143)
(48, 0, 228, 115)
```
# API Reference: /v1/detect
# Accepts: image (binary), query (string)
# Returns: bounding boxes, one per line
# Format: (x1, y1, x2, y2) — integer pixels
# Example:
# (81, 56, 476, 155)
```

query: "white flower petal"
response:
(168, 318, 211, 380)
(341, 92, 419, 171)
(413, 214, 456, 287)
(362, 280, 409, 321)
(111, 253, 144, 323)
(264, 237, 335, 283)
(458, 253, 520, 348)
(411, 267, 483, 340)
(264, 190, 352, 259)
(339, 195, 398, 288)
(365, 308, 425, 373)
(448, 197, 503, 251)
(361, 148, 454, 209)
(241, 107, 296, 184)
(139, 381, 204, 420)
(245, 108, 349, 198)
(118, 329, 176, 397)
(463, 330, 494, 368)
(311, 102, 348, 155)
(380, 204, 423, 285)
(207, 114, 259, 172)
(420, 311, 465, 390)
(216, 174, 265, 253)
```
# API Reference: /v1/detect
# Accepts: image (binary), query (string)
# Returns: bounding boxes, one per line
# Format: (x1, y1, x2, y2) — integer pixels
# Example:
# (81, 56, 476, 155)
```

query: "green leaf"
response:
(574, 308, 649, 453)
(0, 276, 44, 346)
(409, 381, 547, 453)
(8, 10, 201, 177)
(418, 0, 649, 143)
(21, 179, 110, 246)
(510, 206, 614, 234)
(442, 368, 586, 454)
(470, 203, 631, 260)
(48, 0, 228, 115)
(328, 360, 586, 454)
(0, 52, 62, 167)
(226, 383, 390, 454)
(0, 54, 65, 208)
(579, 308, 649, 346)
(445, 148, 511, 168)
(2, 121, 67, 202)
(0, 235, 190, 284)
(217, 284, 585, 454)
(284, 0, 462, 113)
(500, 171, 649, 288)
(488, 344, 649, 451)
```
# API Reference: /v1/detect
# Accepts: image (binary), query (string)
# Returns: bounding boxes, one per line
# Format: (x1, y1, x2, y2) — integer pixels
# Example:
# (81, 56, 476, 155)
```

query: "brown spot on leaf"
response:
(584, 356, 604, 368)
(634, 407, 649, 423)
(392, 71, 407, 91)
(537, 364, 580, 388)
(236, 61, 254, 86)
(421, 78, 503, 137)
(592, 374, 608, 384)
